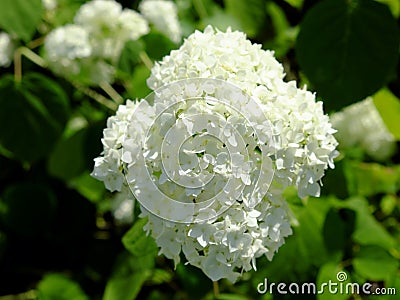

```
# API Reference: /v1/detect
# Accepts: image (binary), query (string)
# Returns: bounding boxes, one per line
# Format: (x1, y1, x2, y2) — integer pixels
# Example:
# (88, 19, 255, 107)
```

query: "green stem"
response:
(99, 82, 124, 105)
(20, 47, 47, 68)
(213, 281, 220, 299)
(139, 51, 154, 70)
(71, 81, 118, 111)
(14, 49, 22, 83)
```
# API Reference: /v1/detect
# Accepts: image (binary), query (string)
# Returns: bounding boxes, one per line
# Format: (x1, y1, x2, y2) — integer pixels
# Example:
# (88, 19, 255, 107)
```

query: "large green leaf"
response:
(296, 0, 400, 110)
(0, 0, 43, 42)
(353, 245, 398, 281)
(338, 197, 396, 251)
(0, 73, 70, 162)
(37, 273, 89, 300)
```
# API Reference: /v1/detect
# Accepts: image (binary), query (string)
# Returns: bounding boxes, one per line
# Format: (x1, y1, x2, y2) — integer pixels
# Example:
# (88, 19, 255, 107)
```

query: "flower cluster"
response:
(139, 0, 182, 43)
(0, 32, 14, 68)
(92, 26, 338, 282)
(44, 0, 149, 84)
(331, 97, 395, 161)
(148, 26, 339, 198)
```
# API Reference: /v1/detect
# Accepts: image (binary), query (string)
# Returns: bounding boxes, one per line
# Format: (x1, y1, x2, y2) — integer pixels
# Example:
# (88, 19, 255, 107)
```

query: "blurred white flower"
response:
(44, 24, 92, 76)
(92, 26, 338, 282)
(75, 0, 149, 61)
(139, 0, 182, 43)
(0, 32, 14, 67)
(42, 0, 57, 10)
(45, 0, 149, 84)
(331, 97, 395, 161)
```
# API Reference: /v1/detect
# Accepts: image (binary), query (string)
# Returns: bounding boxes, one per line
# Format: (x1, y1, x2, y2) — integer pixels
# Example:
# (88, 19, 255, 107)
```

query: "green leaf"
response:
(126, 65, 152, 99)
(0, 0, 43, 42)
(0, 182, 58, 237)
(142, 32, 176, 61)
(344, 161, 399, 197)
(353, 246, 399, 281)
(296, 0, 400, 111)
(47, 128, 88, 181)
(323, 207, 355, 259)
(340, 197, 395, 251)
(283, 0, 304, 9)
(118, 40, 145, 76)
(317, 262, 349, 300)
(122, 217, 158, 270)
(373, 88, 400, 141)
(69, 172, 106, 204)
(264, 2, 297, 58)
(0, 73, 70, 162)
(376, 0, 400, 17)
(103, 252, 151, 300)
(37, 273, 89, 300)
(224, 0, 267, 37)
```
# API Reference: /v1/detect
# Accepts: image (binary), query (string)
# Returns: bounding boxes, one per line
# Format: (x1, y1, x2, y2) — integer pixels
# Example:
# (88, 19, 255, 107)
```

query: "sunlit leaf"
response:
(0, 0, 43, 42)
(373, 88, 400, 141)
(37, 273, 89, 300)
(353, 245, 398, 281)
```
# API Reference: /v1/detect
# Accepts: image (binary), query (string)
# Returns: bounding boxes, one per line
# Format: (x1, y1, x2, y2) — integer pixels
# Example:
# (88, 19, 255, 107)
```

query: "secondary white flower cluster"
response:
(44, 0, 149, 84)
(139, 0, 182, 43)
(0, 32, 14, 68)
(331, 97, 395, 161)
(92, 26, 338, 282)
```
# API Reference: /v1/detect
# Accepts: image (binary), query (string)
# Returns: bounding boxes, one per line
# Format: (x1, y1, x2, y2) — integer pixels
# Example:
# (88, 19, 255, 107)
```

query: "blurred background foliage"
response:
(0, 0, 399, 299)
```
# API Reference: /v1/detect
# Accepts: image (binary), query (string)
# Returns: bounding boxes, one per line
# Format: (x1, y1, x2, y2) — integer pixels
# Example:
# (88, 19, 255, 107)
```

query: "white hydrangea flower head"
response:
(44, 24, 92, 76)
(0, 32, 15, 67)
(148, 26, 338, 199)
(74, 0, 149, 61)
(139, 0, 182, 43)
(331, 97, 395, 161)
(92, 26, 338, 282)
